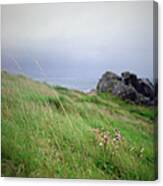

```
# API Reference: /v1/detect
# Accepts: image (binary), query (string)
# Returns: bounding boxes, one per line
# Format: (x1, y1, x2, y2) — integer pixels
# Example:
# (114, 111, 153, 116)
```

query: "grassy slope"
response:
(1, 71, 157, 180)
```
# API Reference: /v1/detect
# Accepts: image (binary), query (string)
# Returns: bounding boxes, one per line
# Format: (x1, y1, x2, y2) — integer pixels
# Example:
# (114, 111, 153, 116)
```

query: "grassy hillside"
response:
(1, 71, 157, 180)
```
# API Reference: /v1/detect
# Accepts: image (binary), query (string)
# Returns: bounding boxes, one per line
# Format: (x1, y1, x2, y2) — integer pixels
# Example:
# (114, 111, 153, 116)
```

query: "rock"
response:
(97, 71, 121, 92)
(136, 93, 152, 106)
(121, 71, 138, 88)
(154, 81, 158, 106)
(112, 82, 138, 102)
(136, 78, 154, 100)
(121, 72, 154, 100)
(96, 70, 155, 106)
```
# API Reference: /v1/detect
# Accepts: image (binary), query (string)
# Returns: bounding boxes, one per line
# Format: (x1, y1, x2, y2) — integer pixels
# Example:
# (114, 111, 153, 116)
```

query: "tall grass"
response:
(1, 71, 157, 180)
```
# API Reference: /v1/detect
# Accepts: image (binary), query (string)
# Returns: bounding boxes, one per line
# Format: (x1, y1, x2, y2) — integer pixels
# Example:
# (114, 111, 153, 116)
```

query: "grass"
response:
(1, 71, 157, 180)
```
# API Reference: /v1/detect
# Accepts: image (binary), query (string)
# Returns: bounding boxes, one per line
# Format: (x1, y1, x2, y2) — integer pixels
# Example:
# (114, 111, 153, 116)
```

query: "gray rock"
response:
(97, 71, 121, 92)
(112, 82, 138, 102)
(97, 70, 155, 106)
(136, 78, 154, 100)
(121, 71, 138, 88)
(121, 72, 154, 100)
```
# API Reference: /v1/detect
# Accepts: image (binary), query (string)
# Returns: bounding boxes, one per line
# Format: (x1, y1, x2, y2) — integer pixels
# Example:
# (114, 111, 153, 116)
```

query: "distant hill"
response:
(1, 71, 157, 180)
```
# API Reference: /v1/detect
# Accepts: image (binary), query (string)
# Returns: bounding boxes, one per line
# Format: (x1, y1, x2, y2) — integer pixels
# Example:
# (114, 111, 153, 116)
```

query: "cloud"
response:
(1, 1, 154, 81)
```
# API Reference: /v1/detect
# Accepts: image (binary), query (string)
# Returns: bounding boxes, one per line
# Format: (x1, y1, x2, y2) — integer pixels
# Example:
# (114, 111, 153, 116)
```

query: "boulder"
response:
(154, 80, 158, 106)
(97, 71, 121, 92)
(136, 78, 154, 100)
(121, 72, 154, 100)
(96, 70, 155, 106)
(137, 94, 152, 106)
(121, 71, 138, 88)
(111, 81, 138, 102)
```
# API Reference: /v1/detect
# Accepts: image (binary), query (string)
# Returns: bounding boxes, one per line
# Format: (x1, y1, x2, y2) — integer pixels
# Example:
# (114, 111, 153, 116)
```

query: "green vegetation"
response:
(1, 71, 157, 180)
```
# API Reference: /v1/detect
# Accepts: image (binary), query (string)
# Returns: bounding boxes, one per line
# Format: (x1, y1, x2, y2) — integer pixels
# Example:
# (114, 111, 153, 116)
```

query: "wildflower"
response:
(140, 147, 144, 153)
(129, 147, 135, 152)
(113, 128, 122, 141)
(99, 142, 103, 146)
(91, 128, 110, 148)
(102, 132, 110, 146)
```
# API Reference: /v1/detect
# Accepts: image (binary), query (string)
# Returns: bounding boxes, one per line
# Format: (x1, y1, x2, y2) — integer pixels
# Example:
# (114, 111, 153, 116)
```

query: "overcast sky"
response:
(1, 1, 154, 82)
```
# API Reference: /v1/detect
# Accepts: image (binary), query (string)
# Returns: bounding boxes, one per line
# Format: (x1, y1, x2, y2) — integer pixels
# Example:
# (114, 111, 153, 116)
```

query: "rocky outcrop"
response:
(111, 81, 138, 102)
(96, 71, 121, 92)
(97, 71, 156, 106)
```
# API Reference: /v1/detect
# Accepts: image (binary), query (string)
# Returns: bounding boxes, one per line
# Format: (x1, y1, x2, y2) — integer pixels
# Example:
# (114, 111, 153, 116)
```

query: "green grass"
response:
(1, 71, 157, 180)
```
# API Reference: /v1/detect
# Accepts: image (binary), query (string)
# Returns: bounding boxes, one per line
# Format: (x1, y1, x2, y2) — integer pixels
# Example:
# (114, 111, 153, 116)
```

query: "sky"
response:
(1, 1, 154, 90)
